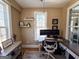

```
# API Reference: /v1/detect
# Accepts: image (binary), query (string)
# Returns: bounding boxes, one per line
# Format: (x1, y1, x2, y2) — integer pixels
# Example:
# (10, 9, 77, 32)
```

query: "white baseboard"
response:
(22, 44, 40, 48)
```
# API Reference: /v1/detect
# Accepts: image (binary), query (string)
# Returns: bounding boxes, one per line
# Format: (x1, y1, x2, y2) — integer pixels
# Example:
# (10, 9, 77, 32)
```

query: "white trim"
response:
(0, 27, 6, 28)
(8, 5, 13, 38)
(0, 1, 12, 41)
(65, 1, 79, 39)
(68, 1, 79, 10)
(3, 0, 21, 12)
(24, 19, 34, 21)
(22, 44, 40, 48)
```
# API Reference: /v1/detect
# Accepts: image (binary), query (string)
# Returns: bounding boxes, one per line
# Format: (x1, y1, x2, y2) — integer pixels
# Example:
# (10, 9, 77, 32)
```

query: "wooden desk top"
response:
(59, 40, 79, 58)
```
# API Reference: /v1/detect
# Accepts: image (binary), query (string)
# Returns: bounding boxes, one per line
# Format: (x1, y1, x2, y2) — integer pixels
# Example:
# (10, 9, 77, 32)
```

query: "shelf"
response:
(20, 26, 30, 28)
(19, 19, 33, 28)
(71, 14, 79, 17)
(68, 26, 79, 27)
(24, 19, 34, 21)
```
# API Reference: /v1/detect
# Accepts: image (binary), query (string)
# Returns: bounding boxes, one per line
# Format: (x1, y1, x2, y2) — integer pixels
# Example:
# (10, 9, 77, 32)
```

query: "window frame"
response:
(66, 1, 79, 40)
(34, 11, 47, 42)
(0, 0, 12, 48)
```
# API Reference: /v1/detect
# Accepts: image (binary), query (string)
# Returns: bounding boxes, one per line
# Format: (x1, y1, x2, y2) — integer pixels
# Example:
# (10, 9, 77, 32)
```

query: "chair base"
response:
(42, 52, 55, 59)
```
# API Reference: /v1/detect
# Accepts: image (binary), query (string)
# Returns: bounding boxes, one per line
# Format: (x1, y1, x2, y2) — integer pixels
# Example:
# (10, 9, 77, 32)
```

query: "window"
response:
(34, 12, 47, 42)
(0, 1, 11, 48)
(68, 6, 79, 43)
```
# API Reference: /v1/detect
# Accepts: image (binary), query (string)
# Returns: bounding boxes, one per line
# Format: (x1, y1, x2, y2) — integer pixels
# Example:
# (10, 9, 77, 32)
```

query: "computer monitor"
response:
(40, 29, 59, 35)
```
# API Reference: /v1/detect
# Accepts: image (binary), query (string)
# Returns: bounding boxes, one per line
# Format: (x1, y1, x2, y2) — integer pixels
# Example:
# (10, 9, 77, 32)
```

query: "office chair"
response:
(43, 38, 57, 59)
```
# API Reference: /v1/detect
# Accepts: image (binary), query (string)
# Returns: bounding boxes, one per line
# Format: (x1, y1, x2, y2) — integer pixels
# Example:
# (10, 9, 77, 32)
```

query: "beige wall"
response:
(4, 0, 22, 41)
(11, 7, 21, 41)
(4, 0, 78, 44)
(21, 0, 78, 44)
(21, 8, 63, 44)
(21, 8, 63, 28)
(3, 0, 22, 12)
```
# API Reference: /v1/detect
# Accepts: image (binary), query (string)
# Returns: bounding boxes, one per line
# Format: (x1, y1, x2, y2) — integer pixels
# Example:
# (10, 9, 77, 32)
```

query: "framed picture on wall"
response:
(52, 18, 58, 24)
(52, 26, 58, 30)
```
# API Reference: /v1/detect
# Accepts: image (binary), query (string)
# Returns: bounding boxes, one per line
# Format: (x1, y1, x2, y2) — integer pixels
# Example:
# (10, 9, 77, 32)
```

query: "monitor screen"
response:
(40, 29, 59, 35)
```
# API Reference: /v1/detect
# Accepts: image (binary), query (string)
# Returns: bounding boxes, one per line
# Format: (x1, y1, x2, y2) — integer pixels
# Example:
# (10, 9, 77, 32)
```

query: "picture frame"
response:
(52, 26, 58, 30)
(19, 21, 24, 26)
(52, 18, 58, 24)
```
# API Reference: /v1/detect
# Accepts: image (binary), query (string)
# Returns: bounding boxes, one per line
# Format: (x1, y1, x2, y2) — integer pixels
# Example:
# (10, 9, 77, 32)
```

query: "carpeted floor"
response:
(23, 51, 66, 59)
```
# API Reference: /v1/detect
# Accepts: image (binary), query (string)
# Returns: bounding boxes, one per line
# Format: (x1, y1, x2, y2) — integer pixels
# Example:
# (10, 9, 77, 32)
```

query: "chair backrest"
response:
(44, 39, 57, 51)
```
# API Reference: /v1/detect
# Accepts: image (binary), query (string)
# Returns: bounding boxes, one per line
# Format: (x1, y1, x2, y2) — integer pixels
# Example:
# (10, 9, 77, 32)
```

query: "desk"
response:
(59, 40, 79, 59)
(0, 41, 22, 59)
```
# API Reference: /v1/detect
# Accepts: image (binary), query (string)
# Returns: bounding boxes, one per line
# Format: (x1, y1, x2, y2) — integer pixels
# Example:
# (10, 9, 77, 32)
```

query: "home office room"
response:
(0, 0, 79, 59)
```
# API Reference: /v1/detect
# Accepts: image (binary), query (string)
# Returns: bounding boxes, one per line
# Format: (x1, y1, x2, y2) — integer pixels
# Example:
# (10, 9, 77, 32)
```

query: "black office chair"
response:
(42, 38, 57, 59)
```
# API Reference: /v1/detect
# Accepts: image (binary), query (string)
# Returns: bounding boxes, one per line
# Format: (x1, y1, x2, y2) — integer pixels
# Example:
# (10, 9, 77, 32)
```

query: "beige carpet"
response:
(23, 51, 66, 59)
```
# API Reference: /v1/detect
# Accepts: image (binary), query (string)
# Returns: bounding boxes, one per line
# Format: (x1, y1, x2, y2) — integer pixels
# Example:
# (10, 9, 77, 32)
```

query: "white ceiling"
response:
(15, 0, 70, 8)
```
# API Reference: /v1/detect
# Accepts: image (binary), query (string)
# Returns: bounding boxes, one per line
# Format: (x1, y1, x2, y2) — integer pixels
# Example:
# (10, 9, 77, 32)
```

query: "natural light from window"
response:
(34, 12, 47, 42)
(0, 0, 11, 49)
